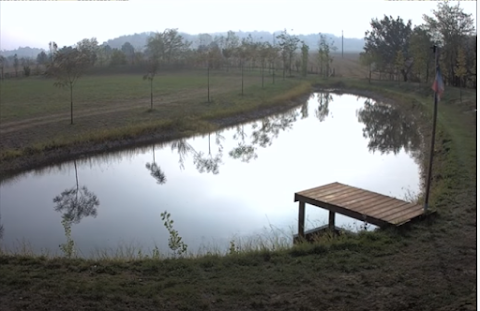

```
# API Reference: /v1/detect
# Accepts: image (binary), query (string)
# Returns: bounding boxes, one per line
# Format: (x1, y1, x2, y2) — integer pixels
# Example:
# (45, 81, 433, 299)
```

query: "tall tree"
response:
(364, 15, 412, 81)
(454, 47, 467, 87)
(48, 41, 58, 62)
(455, 46, 467, 102)
(146, 29, 190, 68)
(76, 38, 98, 66)
(237, 42, 247, 96)
(48, 40, 96, 124)
(301, 41, 309, 77)
(359, 51, 376, 83)
(36, 51, 48, 65)
(394, 50, 405, 81)
(470, 47, 476, 88)
(259, 42, 270, 88)
(318, 34, 336, 78)
(267, 44, 280, 84)
(121, 42, 135, 65)
(110, 49, 127, 66)
(0, 55, 5, 80)
(422, 2, 475, 86)
(13, 54, 19, 77)
(96, 44, 112, 67)
(409, 26, 434, 83)
(276, 29, 300, 78)
(198, 33, 213, 48)
(143, 58, 158, 111)
(223, 31, 239, 72)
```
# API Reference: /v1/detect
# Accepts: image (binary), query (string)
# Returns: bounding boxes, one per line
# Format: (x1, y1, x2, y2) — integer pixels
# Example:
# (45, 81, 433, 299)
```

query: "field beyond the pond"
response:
(0, 68, 318, 175)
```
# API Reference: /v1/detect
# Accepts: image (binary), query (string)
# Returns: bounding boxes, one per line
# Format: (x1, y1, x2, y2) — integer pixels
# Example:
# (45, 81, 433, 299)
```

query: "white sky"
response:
(0, 0, 477, 50)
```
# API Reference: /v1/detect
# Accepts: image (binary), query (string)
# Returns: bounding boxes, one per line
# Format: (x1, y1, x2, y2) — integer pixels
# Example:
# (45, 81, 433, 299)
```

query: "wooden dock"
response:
(294, 182, 426, 238)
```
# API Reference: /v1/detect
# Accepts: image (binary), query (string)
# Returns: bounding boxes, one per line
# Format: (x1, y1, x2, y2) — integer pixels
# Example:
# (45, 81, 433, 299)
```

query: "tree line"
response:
(360, 2, 476, 88)
(1, 29, 336, 124)
(0, 29, 336, 80)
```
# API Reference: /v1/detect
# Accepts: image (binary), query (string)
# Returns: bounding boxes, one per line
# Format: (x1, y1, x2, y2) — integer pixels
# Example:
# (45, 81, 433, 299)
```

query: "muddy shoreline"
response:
(0, 86, 403, 181)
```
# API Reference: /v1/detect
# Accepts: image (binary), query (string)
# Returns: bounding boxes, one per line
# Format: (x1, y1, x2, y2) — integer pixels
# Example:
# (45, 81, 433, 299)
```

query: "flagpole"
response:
(423, 45, 439, 212)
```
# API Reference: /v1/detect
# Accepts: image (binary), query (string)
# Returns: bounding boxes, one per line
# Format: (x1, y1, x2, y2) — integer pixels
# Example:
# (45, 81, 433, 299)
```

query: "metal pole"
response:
(423, 45, 439, 212)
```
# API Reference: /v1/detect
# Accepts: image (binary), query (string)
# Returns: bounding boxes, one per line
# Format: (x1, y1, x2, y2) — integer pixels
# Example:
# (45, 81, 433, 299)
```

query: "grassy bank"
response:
(0, 78, 476, 310)
(0, 71, 312, 177)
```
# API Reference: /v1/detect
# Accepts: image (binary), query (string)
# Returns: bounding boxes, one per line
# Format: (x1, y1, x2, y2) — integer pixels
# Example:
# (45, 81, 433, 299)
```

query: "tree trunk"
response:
(261, 63, 264, 89)
(207, 63, 210, 102)
(70, 83, 74, 125)
(241, 61, 244, 96)
(150, 79, 153, 110)
(425, 62, 430, 83)
(74, 160, 79, 191)
(272, 62, 275, 84)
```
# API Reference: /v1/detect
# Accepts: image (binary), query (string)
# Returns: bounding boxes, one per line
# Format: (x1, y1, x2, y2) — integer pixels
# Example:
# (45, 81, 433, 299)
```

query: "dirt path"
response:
(0, 89, 213, 135)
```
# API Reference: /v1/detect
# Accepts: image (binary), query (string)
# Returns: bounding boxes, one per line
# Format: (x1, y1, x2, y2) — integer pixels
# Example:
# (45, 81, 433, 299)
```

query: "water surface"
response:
(0, 93, 423, 256)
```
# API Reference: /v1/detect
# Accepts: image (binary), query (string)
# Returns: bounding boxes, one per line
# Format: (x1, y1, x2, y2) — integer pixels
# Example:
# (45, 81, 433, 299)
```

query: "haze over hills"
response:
(0, 31, 364, 58)
(104, 31, 364, 52)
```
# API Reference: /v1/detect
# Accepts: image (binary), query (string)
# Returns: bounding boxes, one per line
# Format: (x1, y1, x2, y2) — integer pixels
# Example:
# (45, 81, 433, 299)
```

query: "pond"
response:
(0, 93, 424, 257)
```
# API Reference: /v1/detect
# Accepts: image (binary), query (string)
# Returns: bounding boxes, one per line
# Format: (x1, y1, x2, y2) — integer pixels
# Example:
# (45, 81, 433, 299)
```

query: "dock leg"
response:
(298, 202, 305, 239)
(328, 211, 335, 231)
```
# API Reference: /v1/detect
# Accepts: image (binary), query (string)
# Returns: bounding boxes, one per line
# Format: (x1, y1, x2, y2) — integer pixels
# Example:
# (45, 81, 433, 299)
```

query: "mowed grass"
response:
(0, 69, 275, 121)
(0, 68, 312, 169)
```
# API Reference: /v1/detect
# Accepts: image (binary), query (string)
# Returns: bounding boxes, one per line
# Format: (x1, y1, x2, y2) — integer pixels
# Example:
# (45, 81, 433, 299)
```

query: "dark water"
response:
(0, 93, 423, 256)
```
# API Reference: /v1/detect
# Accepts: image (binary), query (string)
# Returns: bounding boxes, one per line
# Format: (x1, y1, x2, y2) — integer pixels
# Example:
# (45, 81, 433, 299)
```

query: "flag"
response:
(432, 68, 445, 100)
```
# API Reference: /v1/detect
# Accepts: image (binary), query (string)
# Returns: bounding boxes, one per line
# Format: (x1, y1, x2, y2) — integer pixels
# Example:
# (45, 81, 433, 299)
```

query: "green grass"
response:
(0, 74, 476, 310)
(1, 70, 259, 121)
(0, 71, 312, 173)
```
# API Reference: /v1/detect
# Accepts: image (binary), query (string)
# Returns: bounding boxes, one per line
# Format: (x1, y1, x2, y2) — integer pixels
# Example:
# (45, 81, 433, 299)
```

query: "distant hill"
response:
(0, 46, 46, 59)
(103, 31, 364, 53)
(0, 31, 364, 57)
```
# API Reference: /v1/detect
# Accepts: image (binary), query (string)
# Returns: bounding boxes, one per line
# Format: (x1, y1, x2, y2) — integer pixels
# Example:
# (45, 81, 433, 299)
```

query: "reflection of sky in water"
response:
(0, 93, 422, 256)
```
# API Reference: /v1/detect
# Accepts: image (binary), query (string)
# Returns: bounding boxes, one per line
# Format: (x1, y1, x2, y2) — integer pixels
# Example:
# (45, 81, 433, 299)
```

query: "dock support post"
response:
(328, 211, 335, 231)
(298, 201, 305, 239)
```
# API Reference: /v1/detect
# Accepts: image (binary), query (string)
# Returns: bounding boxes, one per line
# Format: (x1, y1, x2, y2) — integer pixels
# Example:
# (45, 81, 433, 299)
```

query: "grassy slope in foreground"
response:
(0, 79, 476, 311)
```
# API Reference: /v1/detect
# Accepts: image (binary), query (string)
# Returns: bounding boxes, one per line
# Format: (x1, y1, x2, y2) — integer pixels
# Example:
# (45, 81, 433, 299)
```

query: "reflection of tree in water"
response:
(315, 92, 333, 122)
(251, 110, 298, 148)
(170, 133, 224, 175)
(356, 99, 422, 155)
(170, 109, 299, 170)
(229, 124, 258, 163)
(0, 213, 4, 240)
(193, 132, 224, 175)
(53, 160, 100, 224)
(300, 95, 313, 119)
(227, 109, 298, 162)
(171, 139, 195, 170)
(146, 145, 167, 184)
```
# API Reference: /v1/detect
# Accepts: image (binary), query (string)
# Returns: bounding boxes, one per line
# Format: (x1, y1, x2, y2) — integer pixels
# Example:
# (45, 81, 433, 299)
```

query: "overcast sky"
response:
(0, 0, 477, 51)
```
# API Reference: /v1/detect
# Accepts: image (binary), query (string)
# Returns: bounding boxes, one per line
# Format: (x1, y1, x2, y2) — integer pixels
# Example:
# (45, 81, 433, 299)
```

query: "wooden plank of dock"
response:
(294, 182, 425, 238)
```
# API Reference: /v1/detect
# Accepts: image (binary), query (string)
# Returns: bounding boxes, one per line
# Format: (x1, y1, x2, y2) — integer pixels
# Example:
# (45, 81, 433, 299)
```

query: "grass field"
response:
(0, 68, 314, 175)
(0, 57, 477, 310)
